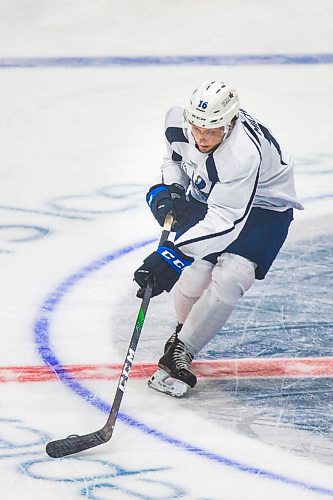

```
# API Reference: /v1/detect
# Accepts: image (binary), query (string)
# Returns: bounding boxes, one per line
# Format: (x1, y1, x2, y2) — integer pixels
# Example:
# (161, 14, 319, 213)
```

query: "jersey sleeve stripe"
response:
(177, 166, 261, 249)
(242, 120, 261, 148)
(165, 127, 189, 145)
(172, 150, 183, 162)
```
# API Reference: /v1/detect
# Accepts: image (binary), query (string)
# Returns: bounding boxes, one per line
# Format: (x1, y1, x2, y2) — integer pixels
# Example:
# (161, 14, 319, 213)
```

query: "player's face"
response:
(191, 124, 224, 153)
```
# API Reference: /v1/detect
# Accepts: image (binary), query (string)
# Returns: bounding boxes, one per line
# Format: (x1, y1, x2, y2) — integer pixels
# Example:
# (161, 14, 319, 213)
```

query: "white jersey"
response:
(161, 106, 303, 260)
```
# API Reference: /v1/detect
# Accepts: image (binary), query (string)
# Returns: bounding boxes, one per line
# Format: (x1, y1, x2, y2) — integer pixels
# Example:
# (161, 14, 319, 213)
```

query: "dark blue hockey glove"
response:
(146, 183, 190, 231)
(134, 241, 193, 298)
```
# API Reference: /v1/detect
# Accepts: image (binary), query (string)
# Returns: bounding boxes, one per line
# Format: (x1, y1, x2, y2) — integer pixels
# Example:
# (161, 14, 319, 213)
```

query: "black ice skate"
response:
(148, 336, 197, 397)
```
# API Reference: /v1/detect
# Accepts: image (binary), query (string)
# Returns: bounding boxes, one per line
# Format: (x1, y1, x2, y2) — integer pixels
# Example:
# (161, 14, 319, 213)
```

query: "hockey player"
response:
(134, 80, 303, 397)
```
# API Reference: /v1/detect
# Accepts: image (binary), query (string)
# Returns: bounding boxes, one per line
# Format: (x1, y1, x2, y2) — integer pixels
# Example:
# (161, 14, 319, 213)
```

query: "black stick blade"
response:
(46, 430, 108, 458)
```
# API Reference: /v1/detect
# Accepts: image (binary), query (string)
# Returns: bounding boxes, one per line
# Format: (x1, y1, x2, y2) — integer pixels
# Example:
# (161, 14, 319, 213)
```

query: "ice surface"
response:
(0, 0, 332, 498)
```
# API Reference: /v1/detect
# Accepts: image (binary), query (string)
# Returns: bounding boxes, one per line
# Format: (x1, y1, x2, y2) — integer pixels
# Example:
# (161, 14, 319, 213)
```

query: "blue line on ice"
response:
(1, 53, 333, 68)
(34, 238, 333, 496)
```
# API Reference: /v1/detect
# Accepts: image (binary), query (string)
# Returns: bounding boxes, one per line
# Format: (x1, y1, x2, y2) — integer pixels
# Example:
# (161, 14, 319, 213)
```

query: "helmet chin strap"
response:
(221, 124, 231, 143)
(221, 116, 238, 143)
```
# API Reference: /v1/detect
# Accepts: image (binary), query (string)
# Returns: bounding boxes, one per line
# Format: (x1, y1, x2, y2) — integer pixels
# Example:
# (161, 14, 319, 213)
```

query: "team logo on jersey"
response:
(194, 175, 206, 190)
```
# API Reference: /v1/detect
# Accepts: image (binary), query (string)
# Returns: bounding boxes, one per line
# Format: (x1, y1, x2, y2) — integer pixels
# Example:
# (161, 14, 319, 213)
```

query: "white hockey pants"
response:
(174, 253, 256, 355)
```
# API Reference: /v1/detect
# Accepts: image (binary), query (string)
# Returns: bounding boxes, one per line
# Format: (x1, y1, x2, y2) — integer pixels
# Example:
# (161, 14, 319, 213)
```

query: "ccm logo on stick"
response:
(118, 348, 135, 392)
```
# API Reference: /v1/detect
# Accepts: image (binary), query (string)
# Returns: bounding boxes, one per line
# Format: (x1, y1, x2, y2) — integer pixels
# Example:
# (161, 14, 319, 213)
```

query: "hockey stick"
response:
(46, 212, 174, 458)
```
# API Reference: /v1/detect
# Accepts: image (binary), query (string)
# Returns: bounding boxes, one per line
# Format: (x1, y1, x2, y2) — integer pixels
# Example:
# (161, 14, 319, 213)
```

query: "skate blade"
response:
(148, 368, 190, 397)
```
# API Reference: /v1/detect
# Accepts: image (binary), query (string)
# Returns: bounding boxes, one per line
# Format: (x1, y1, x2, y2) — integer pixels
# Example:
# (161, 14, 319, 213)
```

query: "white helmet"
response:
(184, 80, 239, 129)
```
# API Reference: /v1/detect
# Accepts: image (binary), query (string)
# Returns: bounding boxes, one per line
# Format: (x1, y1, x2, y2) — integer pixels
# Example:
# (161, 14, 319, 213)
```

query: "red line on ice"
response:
(1, 357, 333, 383)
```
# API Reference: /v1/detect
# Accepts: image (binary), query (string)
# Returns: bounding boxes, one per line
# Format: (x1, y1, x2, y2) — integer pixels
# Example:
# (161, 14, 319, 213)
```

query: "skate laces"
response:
(172, 340, 193, 370)
(164, 323, 183, 353)
(168, 332, 177, 344)
(169, 323, 183, 344)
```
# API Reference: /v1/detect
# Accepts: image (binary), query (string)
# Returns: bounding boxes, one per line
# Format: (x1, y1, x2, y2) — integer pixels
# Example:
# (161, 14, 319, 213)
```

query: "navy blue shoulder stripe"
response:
(242, 127, 263, 165)
(241, 120, 261, 147)
(165, 127, 188, 145)
(258, 123, 288, 166)
(177, 166, 260, 249)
